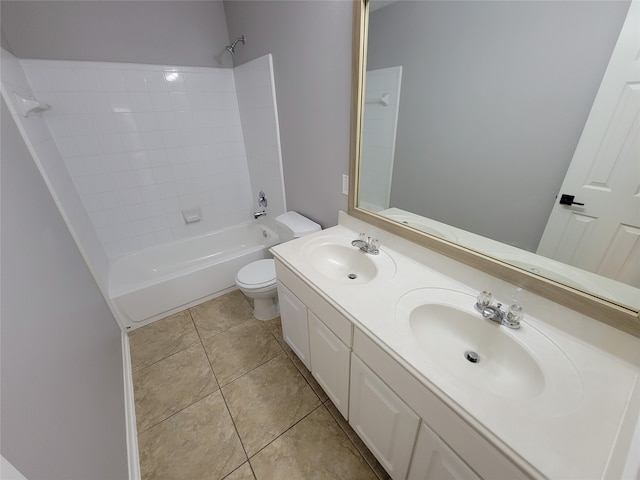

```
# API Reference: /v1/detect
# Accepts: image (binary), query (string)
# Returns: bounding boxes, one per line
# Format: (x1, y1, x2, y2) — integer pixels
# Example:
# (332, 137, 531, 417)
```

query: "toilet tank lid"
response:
(275, 211, 321, 237)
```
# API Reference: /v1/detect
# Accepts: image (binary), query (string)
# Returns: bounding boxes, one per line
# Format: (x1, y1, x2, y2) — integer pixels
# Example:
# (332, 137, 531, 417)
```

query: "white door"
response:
(537, 1, 640, 288)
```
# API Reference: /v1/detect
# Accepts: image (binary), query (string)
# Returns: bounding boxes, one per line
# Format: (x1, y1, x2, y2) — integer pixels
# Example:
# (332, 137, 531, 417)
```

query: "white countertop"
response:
(271, 212, 640, 479)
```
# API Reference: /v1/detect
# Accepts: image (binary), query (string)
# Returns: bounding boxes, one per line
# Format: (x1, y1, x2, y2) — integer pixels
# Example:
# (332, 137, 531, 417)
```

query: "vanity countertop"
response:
(270, 212, 640, 480)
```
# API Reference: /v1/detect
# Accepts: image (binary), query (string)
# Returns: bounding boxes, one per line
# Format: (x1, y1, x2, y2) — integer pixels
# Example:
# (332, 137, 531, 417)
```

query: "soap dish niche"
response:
(182, 207, 202, 224)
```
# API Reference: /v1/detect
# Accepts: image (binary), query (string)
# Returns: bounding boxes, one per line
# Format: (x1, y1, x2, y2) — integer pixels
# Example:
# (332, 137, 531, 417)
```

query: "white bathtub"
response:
(109, 222, 279, 329)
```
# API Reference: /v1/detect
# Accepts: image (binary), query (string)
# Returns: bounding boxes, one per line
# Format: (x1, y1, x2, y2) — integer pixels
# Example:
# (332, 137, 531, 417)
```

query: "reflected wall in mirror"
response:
(357, 0, 640, 311)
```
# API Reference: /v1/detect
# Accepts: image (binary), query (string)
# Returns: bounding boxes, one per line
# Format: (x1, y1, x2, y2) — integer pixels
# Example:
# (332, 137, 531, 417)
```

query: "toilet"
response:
(236, 211, 321, 320)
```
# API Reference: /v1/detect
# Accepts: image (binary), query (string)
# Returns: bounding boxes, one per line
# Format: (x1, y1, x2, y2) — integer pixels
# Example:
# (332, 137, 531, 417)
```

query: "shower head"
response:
(226, 35, 246, 56)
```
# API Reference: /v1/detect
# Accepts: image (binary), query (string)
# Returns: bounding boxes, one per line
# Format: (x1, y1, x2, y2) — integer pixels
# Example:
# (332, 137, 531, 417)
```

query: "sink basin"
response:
(408, 301, 544, 399)
(301, 236, 397, 284)
(396, 289, 583, 406)
(308, 244, 377, 284)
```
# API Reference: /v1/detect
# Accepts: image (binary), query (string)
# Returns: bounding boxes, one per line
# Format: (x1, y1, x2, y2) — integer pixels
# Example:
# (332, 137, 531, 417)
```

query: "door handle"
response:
(559, 194, 585, 206)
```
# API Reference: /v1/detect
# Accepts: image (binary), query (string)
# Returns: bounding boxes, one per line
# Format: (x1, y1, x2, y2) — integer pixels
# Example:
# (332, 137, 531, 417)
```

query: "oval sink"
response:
(308, 244, 377, 284)
(301, 236, 397, 284)
(396, 289, 583, 406)
(408, 302, 544, 399)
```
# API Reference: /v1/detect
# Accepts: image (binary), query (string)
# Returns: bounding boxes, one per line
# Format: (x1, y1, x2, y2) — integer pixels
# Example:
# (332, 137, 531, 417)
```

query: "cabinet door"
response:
(308, 311, 351, 419)
(408, 423, 480, 480)
(277, 281, 310, 369)
(350, 354, 419, 480)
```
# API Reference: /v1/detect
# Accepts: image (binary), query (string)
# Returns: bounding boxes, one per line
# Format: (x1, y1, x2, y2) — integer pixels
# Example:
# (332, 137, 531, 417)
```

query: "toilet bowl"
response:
(236, 259, 279, 320)
(236, 211, 321, 320)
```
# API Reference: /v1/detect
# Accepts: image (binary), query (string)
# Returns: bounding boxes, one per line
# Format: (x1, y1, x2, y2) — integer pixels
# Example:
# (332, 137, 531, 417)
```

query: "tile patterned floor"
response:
(129, 290, 390, 480)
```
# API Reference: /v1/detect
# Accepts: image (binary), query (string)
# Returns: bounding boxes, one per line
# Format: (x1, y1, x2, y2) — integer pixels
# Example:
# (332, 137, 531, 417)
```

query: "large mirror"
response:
(350, 0, 640, 333)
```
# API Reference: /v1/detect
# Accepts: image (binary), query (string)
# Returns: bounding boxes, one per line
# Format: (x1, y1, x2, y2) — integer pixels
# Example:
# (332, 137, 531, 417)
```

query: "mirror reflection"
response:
(358, 0, 639, 310)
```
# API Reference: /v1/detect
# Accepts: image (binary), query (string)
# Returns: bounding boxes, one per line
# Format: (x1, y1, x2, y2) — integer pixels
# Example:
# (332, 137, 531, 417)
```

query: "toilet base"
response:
(252, 296, 279, 321)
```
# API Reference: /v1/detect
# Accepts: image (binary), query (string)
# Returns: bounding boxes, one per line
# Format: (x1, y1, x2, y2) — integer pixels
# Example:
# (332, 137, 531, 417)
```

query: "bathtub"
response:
(109, 222, 279, 329)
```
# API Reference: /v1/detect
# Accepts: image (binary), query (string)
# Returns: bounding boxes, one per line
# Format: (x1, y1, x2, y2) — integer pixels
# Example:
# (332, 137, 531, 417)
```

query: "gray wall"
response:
(1, 0, 232, 67)
(368, 1, 629, 251)
(224, 0, 352, 227)
(1, 99, 128, 479)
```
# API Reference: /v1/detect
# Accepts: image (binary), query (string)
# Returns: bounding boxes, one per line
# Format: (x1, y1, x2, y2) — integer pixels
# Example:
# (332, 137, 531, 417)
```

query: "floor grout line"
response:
(130, 337, 202, 374)
(189, 307, 253, 464)
(132, 292, 386, 480)
(206, 324, 325, 470)
(136, 388, 221, 436)
(244, 401, 326, 461)
(210, 346, 285, 390)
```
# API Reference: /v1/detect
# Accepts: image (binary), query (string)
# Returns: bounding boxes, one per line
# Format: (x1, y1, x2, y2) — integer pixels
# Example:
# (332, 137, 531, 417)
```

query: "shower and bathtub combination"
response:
(109, 221, 280, 326)
(110, 210, 321, 326)
(1, 42, 297, 330)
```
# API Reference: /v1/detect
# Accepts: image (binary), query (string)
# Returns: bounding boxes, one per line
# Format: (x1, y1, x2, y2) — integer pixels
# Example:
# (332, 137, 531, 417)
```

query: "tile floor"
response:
(129, 290, 390, 480)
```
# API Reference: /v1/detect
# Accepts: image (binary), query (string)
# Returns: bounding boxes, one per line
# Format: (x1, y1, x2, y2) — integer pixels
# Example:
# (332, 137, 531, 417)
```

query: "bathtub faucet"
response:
(254, 210, 267, 219)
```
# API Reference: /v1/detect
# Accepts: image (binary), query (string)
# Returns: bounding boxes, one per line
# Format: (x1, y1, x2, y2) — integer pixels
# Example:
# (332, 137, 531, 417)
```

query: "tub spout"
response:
(254, 210, 267, 219)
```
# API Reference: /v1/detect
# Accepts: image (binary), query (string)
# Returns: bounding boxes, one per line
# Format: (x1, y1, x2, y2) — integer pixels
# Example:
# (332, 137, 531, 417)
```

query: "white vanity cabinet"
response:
(308, 311, 351, 418)
(350, 353, 420, 480)
(271, 220, 640, 480)
(274, 258, 528, 480)
(408, 423, 480, 480)
(277, 281, 311, 369)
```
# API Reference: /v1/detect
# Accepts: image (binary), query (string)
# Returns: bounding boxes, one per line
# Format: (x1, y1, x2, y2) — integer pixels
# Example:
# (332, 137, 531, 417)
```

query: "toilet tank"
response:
(275, 211, 321, 242)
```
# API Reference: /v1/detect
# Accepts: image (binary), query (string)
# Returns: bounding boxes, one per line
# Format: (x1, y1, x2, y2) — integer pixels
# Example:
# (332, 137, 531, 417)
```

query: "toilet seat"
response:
(236, 259, 276, 290)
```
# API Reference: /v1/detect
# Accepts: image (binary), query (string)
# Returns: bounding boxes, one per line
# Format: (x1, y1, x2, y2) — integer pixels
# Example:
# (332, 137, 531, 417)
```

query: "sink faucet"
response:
(474, 291, 522, 329)
(254, 210, 267, 219)
(351, 233, 380, 255)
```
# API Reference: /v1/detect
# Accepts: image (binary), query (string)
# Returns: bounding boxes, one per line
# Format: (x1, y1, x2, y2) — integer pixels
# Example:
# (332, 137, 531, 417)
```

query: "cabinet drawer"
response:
(275, 259, 352, 345)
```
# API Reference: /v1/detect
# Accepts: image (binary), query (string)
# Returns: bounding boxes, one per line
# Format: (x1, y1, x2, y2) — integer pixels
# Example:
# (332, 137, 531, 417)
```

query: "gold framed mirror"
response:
(348, 0, 640, 337)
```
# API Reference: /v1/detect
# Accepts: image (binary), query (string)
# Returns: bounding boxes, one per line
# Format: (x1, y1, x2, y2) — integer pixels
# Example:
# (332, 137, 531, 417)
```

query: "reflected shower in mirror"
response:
(358, 0, 639, 310)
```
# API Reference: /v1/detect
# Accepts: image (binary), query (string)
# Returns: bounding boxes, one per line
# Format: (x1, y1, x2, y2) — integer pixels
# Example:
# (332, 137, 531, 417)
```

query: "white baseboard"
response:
(122, 332, 141, 480)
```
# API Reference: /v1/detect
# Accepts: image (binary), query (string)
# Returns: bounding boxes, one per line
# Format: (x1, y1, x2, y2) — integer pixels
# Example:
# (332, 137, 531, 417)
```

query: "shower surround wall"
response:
(234, 54, 286, 231)
(1, 48, 110, 289)
(2, 48, 285, 318)
(19, 56, 282, 258)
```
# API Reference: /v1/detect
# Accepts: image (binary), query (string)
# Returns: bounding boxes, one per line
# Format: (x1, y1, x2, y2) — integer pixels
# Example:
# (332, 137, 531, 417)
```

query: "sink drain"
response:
(347, 273, 358, 280)
(464, 350, 479, 363)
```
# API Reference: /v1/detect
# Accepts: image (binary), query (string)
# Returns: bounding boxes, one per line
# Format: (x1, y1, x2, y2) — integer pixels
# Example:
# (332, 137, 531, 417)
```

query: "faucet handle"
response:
(369, 238, 380, 253)
(476, 291, 493, 307)
(504, 304, 523, 328)
(507, 304, 523, 321)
